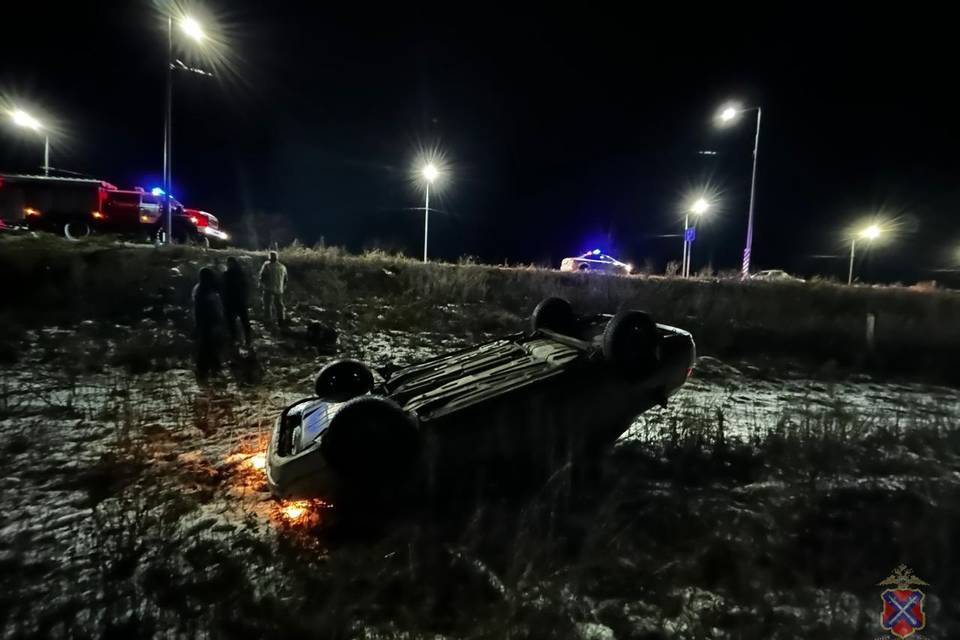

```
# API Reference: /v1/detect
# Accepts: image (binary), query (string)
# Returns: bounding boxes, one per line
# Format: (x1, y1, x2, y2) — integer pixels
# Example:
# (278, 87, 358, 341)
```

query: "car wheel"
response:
(315, 359, 375, 402)
(63, 221, 91, 241)
(319, 395, 419, 484)
(578, 264, 589, 272)
(530, 297, 576, 335)
(602, 310, 660, 377)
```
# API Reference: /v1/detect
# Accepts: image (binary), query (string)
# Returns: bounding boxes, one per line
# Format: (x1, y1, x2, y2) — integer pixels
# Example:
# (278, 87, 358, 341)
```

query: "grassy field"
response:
(1, 336, 957, 638)
(1, 234, 959, 638)
(2, 234, 960, 379)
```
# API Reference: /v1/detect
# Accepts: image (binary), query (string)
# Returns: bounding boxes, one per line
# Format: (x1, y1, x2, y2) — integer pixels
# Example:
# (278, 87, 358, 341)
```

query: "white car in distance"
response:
(561, 250, 633, 275)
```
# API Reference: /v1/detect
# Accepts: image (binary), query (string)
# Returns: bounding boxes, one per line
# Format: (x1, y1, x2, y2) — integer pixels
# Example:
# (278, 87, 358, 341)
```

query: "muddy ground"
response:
(1, 300, 958, 639)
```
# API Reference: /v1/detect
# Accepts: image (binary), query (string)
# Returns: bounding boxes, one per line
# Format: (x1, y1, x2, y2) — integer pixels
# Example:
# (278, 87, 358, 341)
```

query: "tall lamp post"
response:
(683, 197, 710, 278)
(163, 14, 209, 245)
(717, 103, 762, 278)
(420, 163, 439, 262)
(9, 109, 50, 176)
(848, 224, 881, 285)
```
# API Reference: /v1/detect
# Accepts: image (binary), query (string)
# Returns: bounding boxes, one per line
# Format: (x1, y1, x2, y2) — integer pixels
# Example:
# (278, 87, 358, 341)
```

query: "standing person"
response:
(192, 267, 225, 383)
(259, 251, 288, 325)
(222, 256, 253, 350)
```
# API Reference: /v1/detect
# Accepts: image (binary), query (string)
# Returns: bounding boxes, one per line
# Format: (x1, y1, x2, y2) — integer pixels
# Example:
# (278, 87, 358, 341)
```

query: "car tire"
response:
(314, 359, 375, 402)
(602, 310, 660, 377)
(578, 264, 589, 272)
(319, 395, 419, 484)
(63, 221, 91, 241)
(530, 297, 576, 335)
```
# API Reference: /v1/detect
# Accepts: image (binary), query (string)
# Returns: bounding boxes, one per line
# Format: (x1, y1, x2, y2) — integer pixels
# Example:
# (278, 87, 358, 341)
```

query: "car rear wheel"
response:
(63, 221, 91, 241)
(319, 395, 419, 486)
(602, 310, 660, 377)
(530, 297, 576, 335)
(314, 359, 375, 402)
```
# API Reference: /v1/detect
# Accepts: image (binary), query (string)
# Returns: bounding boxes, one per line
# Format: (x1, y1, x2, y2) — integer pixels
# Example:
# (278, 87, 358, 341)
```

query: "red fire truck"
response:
(0, 173, 228, 245)
(184, 208, 230, 247)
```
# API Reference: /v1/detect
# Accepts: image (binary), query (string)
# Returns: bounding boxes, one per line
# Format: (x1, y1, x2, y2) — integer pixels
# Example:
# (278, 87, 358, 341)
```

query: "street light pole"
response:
(681, 212, 689, 278)
(43, 134, 50, 176)
(683, 198, 710, 278)
(848, 224, 881, 285)
(8, 109, 50, 175)
(847, 238, 857, 286)
(419, 162, 440, 262)
(423, 182, 430, 263)
(163, 14, 174, 245)
(741, 107, 762, 279)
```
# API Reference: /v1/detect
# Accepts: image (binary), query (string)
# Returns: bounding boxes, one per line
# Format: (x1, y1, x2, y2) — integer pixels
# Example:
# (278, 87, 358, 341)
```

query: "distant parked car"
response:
(561, 249, 633, 275)
(750, 269, 805, 283)
(266, 297, 695, 501)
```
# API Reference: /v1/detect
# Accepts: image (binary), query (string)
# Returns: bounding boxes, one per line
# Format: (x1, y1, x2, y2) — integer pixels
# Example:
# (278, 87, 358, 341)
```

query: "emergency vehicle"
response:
(0, 173, 227, 244)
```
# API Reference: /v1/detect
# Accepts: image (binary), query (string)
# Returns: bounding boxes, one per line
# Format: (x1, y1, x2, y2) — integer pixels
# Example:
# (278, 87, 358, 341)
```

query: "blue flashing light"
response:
(151, 187, 165, 196)
(592, 249, 601, 255)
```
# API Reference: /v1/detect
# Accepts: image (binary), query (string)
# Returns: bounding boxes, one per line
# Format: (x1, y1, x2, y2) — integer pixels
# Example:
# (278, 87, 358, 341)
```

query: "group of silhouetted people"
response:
(192, 251, 288, 383)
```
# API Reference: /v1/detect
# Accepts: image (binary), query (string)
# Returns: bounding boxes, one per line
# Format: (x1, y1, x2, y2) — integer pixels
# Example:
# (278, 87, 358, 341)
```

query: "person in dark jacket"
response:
(222, 257, 252, 349)
(192, 267, 225, 382)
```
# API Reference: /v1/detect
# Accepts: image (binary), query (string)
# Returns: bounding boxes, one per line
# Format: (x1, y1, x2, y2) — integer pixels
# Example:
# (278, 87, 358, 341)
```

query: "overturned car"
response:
(267, 298, 695, 500)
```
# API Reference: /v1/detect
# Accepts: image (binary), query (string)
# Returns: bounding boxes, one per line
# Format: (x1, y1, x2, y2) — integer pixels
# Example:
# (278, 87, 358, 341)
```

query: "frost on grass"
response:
(2, 317, 960, 637)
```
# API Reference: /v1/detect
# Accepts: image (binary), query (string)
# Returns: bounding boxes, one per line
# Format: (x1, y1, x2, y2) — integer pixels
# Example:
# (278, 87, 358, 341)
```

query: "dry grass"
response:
(2, 241, 959, 638)
(3, 234, 959, 378)
(7, 374, 958, 638)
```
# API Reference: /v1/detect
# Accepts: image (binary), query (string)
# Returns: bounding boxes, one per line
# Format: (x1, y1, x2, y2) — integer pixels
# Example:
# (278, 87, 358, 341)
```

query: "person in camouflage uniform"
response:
(258, 251, 288, 325)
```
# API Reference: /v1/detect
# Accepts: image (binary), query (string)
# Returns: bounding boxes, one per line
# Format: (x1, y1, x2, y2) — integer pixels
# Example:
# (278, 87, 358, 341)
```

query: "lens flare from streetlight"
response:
(716, 102, 742, 126)
(162, 5, 239, 85)
(690, 198, 710, 215)
(861, 224, 881, 240)
(411, 144, 450, 193)
(422, 163, 439, 183)
(180, 16, 206, 42)
(10, 109, 42, 130)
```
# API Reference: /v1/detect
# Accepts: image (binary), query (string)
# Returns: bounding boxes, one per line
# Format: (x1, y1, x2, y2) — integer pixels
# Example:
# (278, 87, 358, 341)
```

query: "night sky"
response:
(3, 3, 959, 284)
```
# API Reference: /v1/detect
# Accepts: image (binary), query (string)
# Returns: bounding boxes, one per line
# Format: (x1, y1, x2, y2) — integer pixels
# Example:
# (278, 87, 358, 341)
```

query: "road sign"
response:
(685, 227, 697, 243)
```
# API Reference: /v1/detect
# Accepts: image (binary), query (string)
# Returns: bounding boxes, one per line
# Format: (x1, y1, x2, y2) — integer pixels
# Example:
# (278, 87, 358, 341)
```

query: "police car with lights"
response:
(560, 249, 633, 275)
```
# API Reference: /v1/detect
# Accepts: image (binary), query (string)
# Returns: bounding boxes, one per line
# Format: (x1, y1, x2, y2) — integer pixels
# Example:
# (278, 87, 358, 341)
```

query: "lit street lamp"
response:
(420, 163, 439, 262)
(162, 13, 212, 245)
(716, 102, 762, 278)
(848, 224, 882, 285)
(683, 197, 710, 278)
(9, 108, 50, 176)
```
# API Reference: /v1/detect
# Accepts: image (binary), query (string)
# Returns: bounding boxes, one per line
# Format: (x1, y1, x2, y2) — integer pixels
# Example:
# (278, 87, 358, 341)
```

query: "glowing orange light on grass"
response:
(248, 453, 266, 471)
(282, 501, 308, 520)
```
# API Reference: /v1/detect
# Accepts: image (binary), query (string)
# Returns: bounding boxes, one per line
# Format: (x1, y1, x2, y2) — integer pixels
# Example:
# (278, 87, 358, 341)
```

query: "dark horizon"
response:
(3, 3, 959, 285)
